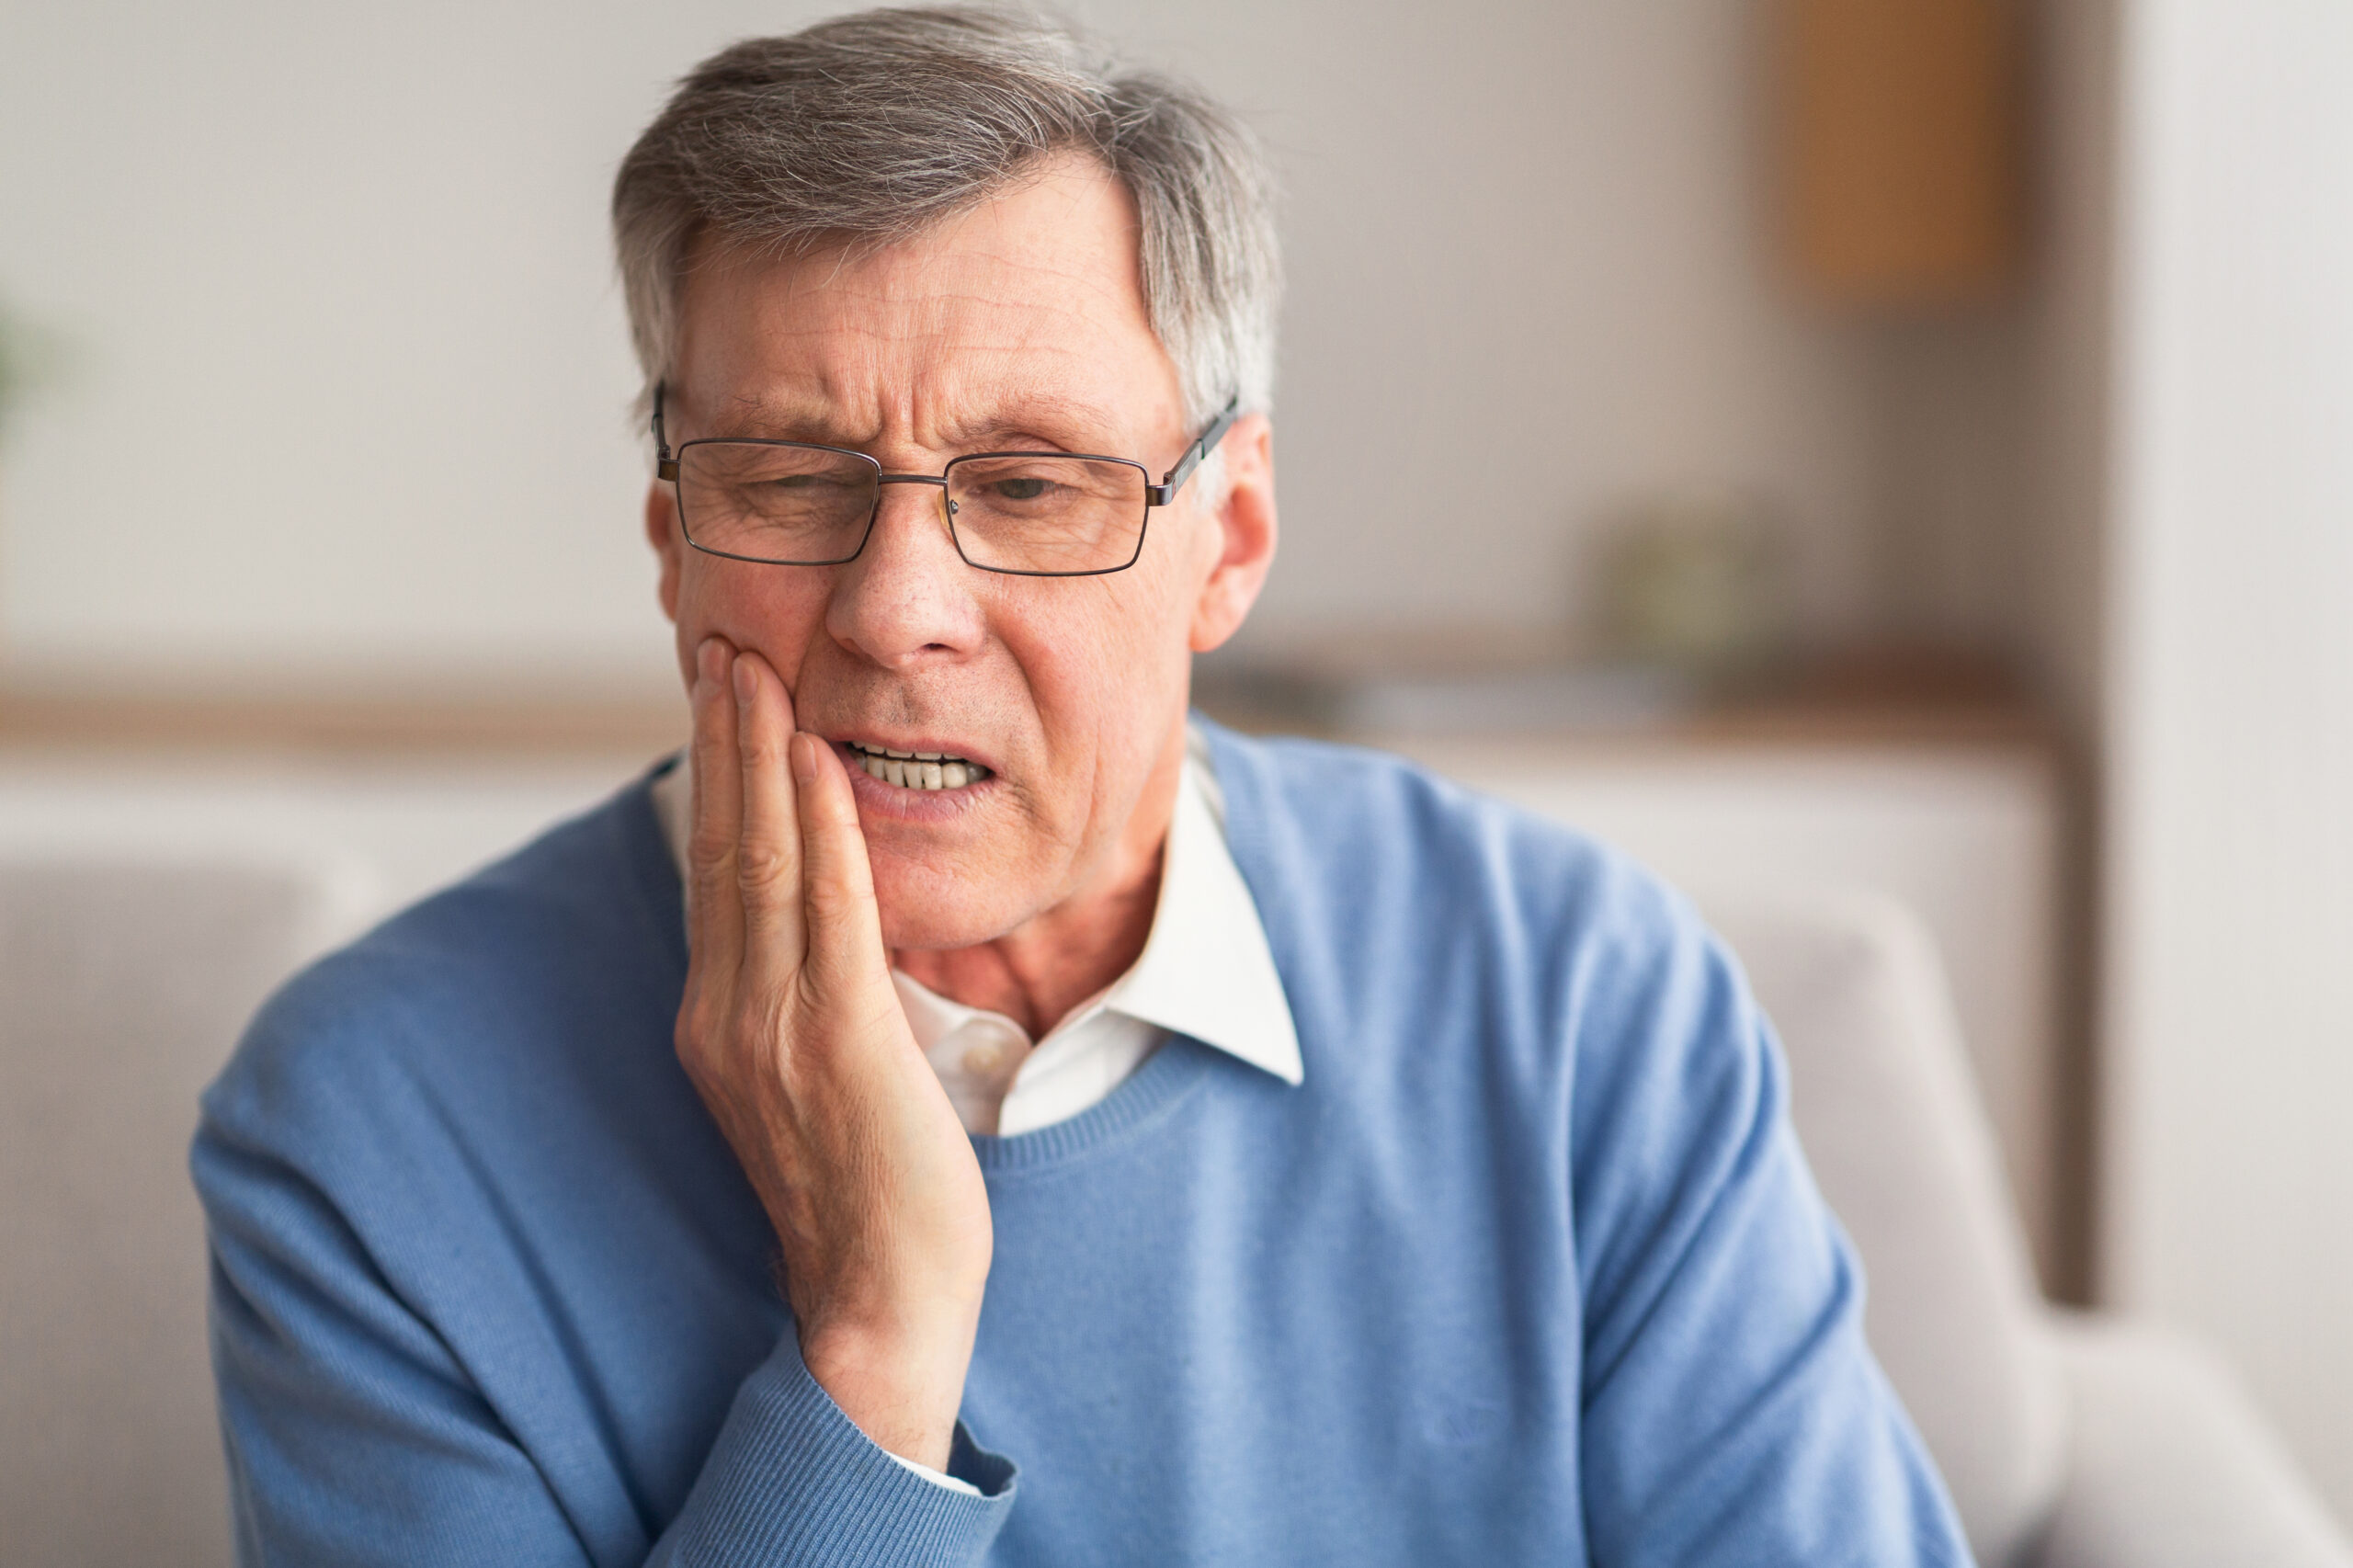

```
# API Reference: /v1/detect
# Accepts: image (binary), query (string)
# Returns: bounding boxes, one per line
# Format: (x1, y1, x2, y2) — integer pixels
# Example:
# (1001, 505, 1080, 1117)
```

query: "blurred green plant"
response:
(1588, 488, 1793, 690)
(0, 293, 64, 445)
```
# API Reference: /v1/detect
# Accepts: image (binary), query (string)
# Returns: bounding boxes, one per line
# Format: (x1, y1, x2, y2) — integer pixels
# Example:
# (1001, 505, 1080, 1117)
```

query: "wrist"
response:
(800, 1309, 979, 1472)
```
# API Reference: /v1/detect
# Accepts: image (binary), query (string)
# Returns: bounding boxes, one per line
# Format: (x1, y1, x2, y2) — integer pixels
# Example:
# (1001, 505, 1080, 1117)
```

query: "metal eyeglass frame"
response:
(651, 383, 1241, 578)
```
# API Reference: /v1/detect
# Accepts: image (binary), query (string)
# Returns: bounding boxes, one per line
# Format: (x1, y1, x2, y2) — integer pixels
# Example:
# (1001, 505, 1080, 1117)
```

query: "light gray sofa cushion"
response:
(1, 855, 336, 1568)
(2035, 1312, 2353, 1568)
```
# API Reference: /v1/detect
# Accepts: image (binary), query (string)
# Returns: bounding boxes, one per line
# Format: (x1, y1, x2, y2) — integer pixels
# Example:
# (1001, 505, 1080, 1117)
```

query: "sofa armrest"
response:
(2031, 1312, 2351, 1568)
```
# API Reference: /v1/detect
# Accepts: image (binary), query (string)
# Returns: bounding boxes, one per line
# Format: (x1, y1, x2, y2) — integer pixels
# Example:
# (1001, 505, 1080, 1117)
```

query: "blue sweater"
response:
(194, 723, 1971, 1566)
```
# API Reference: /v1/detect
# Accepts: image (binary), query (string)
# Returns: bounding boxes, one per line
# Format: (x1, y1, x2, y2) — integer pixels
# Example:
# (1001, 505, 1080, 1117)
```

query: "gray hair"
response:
(611, 6, 1281, 428)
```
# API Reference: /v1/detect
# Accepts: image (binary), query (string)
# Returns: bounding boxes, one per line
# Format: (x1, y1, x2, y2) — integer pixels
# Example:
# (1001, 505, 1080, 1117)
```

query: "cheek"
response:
(997, 577, 1182, 738)
(1082, 571, 1196, 737)
(1144, 517, 1219, 655)
(676, 558, 835, 665)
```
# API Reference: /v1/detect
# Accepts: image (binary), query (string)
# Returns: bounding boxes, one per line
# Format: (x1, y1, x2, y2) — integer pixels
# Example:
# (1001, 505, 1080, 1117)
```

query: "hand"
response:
(675, 637, 993, 1471)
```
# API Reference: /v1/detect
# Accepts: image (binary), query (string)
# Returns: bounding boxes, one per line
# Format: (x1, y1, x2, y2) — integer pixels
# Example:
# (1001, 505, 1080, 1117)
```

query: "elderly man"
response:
(194, 9, 1971, 1565)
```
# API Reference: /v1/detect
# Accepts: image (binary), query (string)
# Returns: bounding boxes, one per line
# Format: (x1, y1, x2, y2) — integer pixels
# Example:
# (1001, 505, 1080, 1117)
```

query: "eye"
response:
(988, 476, 1053, 502)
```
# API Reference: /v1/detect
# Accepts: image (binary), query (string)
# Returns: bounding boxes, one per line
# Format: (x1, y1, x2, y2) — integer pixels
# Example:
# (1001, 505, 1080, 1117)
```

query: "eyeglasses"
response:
(652, 385, 1240, 577)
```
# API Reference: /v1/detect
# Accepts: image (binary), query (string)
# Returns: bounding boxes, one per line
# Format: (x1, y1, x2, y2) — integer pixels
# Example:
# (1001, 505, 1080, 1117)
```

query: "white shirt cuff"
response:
(884, 1446, 983, 1497)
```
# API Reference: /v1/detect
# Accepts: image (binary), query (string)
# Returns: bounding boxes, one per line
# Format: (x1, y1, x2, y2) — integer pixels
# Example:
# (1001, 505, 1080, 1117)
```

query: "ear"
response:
(646, 482, 683, 624)
(1188, 412, 1278, 653)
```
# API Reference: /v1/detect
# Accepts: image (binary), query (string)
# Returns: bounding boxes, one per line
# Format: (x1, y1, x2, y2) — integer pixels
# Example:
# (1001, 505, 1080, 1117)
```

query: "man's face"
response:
(648, 155, 1275, 950)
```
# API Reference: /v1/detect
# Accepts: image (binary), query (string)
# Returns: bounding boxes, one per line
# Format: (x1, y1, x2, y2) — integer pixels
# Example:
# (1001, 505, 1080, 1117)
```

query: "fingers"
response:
(685, 637, 746, 977)
(791, 730, 892, 1002)
(733, 650, 809, 969)
(683, 640, 889, 1031)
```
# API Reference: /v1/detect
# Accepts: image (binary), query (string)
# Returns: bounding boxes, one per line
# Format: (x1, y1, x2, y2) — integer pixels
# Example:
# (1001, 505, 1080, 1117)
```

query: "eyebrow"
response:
(707, 390, 1137, 454)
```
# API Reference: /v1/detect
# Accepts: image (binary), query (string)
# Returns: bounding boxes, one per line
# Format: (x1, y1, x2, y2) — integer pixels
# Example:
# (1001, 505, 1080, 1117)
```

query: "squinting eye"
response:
(991, 477, 1052, 501)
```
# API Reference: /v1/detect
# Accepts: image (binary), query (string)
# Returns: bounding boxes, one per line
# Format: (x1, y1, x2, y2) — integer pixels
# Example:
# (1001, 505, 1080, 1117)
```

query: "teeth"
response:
(847, 743, 988, 790)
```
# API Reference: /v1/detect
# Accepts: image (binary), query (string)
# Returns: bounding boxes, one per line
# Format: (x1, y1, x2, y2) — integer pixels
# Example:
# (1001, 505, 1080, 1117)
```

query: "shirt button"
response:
(961, 1041, 1006, 1077)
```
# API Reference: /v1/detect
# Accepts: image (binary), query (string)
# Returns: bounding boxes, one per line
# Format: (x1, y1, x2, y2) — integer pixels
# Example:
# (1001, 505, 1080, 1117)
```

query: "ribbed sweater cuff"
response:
(656, 1333, 1017, 1564)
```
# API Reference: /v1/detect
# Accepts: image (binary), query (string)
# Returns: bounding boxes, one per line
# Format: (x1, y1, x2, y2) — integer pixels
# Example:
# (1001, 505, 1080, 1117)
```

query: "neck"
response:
(892, 716, 1186, 1039)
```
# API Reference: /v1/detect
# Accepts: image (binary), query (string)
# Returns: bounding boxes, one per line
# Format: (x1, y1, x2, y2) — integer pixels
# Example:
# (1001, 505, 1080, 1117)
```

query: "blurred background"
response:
(3, 0, 2349, 1556)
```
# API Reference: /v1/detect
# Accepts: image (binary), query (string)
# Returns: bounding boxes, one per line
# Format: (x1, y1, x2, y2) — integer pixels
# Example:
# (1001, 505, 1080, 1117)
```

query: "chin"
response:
(869, 856, 1037, 952)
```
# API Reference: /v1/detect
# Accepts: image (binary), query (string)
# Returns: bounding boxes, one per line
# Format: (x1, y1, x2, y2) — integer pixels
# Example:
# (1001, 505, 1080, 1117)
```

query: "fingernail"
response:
(791, 733, 819, 784)
(731, 655, 755, 706)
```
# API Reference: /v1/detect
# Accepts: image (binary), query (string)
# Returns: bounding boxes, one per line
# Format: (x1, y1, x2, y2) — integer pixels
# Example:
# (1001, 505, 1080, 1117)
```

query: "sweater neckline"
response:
(964, 1037, 1214, 1175)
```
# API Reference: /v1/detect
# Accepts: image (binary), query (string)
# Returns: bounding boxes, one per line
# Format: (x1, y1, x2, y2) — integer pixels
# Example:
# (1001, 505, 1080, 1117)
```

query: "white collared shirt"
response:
(648, 726, 1302, 1139)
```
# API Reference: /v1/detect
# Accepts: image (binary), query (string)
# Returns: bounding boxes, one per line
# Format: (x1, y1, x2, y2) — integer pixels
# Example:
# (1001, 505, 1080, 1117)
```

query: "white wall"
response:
(0, 0, 1894, 694)
(2105, 0, 2353, 1520)
(0, 0, 713, 695)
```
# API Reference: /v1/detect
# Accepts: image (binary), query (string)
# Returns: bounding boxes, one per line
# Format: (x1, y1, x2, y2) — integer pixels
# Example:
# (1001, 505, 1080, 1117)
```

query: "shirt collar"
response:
(1094, 739, 1302, 1085)
(647, 729, 1302, 1087)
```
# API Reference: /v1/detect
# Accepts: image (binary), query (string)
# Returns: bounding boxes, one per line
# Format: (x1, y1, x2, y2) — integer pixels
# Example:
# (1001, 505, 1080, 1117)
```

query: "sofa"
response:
(1711, 893, 2352, 1567)
(2, 849, 2345, 1565)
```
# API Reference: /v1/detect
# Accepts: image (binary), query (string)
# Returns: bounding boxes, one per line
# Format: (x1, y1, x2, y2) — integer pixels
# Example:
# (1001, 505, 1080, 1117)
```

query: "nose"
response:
(824, 480, 986, 671)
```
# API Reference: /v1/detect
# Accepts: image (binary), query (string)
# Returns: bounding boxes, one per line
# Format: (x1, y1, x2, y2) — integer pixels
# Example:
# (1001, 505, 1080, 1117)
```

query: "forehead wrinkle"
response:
(756, 273, 1146, 394)
(779, 201, 1151, 350)
(715, 379, 1138, 454)
(785, 277, 1141, 370)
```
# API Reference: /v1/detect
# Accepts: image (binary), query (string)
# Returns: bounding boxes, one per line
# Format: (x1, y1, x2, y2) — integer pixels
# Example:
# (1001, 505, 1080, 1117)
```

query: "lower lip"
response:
(836, 743, 997, 823)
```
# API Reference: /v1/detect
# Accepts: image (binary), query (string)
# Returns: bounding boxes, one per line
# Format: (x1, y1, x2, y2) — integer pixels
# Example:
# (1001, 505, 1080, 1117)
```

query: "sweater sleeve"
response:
(194, 1116, 1017, 1567)
(1566, 897, 1972, 1568)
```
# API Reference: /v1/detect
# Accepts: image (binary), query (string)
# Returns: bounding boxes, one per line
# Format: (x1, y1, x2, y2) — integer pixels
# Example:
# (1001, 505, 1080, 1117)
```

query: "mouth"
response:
(842, 740, 994, 792)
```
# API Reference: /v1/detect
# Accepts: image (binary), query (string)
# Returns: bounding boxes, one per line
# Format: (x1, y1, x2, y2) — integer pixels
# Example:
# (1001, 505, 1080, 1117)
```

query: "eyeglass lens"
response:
(944, 454, 1147, 574)
(676, 443, 877, 565)
(675, 443, 1149, 574)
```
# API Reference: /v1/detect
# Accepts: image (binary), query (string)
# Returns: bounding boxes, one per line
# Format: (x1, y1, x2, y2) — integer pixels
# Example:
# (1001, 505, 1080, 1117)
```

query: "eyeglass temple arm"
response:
(653, 382, 679, 482)
(1147, 394, 1241, 507)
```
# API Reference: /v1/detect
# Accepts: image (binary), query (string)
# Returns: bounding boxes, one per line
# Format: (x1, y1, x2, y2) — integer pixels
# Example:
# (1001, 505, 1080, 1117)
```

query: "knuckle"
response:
(739, 728, 785, 771)
(801, 873, 859, 925)
(673, 1017, 714, 1077)
(736, 836, 794, 893)
(674, 989, 720, 1053)
(687, 830, 733, 878)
